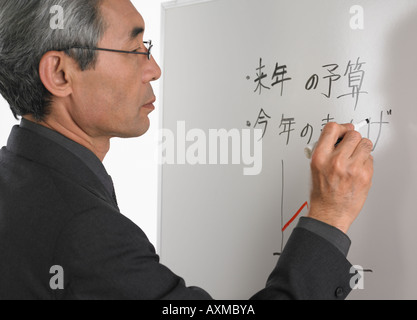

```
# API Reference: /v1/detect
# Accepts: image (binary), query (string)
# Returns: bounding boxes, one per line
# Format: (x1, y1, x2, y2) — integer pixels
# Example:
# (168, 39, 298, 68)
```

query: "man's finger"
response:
(350, 138, 374, 163)
(314, 122, 354, 155)
(334, 130, 364, 159)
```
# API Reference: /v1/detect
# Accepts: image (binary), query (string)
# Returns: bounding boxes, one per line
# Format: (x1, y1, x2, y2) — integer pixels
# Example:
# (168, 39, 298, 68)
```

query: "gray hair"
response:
(0, 0, 107, 121)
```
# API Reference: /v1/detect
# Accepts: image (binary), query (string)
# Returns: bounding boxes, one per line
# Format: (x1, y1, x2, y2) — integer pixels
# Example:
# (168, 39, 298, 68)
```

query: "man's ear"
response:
(39, 51, 73, 97)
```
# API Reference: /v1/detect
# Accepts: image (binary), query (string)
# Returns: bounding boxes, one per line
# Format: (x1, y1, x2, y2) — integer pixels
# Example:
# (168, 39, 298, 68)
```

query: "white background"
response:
(158, 0, 417, 299)
(0, 0, 167, 247)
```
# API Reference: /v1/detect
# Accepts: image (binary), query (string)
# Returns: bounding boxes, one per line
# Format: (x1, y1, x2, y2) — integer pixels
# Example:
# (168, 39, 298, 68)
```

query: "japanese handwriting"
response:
(248, 57, 368, 111)
(245, 56, 389, 150)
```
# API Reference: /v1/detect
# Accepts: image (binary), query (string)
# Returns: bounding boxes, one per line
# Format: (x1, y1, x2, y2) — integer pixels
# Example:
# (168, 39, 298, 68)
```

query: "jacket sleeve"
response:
(250, 226, 354, 300)
(54, 209, 353, 300)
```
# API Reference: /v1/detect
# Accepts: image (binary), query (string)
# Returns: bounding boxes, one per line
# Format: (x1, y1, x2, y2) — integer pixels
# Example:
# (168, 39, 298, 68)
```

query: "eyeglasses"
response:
(61, 40, 153, 60)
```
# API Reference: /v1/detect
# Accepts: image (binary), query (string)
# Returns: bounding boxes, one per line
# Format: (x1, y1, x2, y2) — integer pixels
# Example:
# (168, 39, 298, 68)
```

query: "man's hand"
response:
(308, 122, 374, 234)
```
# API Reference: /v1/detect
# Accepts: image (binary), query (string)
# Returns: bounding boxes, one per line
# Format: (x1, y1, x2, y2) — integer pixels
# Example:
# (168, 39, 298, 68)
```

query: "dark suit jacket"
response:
(0, 125, 354, 300)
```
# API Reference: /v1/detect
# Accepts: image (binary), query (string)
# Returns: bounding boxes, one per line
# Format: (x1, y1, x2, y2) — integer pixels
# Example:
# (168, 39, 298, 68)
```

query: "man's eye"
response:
(131, 47, 141, 53)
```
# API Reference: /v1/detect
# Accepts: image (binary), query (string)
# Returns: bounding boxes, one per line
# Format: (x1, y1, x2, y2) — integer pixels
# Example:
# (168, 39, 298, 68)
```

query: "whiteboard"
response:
(158, 0, 417, 299)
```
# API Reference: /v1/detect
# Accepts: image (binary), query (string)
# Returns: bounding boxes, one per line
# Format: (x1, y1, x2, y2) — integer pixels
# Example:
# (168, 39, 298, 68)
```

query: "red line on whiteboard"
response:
(282, 201, 309, 232)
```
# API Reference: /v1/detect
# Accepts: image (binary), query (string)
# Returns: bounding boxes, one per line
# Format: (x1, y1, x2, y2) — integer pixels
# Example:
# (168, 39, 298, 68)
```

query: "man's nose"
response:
(150, 56, 162, 81)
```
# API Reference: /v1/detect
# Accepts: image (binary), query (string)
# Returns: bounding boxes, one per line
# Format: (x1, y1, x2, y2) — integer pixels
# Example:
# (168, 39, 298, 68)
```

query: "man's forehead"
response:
(100, 0, 145, 41)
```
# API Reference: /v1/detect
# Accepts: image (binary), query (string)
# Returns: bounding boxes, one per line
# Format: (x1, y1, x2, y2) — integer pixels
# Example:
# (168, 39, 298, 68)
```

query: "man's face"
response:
(70, 0, 161, 139)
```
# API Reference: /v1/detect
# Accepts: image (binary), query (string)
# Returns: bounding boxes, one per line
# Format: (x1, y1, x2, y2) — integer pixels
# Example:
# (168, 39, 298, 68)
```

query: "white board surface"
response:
(159, 0, 417, 299)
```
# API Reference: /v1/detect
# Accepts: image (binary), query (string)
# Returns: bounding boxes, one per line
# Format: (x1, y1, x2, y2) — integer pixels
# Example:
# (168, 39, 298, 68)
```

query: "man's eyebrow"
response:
(128, 27, 144, 41)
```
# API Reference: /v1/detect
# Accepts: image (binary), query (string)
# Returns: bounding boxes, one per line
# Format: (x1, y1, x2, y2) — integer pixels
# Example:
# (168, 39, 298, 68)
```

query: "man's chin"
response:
(117, 122, 150, 139)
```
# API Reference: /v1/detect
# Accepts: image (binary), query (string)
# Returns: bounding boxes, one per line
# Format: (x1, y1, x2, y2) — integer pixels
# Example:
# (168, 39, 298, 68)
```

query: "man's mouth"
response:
(142, 97, 156, 110)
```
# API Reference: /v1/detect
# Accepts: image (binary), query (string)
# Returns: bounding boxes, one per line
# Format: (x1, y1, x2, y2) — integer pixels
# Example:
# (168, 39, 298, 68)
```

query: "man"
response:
(0, 0, 373, 300)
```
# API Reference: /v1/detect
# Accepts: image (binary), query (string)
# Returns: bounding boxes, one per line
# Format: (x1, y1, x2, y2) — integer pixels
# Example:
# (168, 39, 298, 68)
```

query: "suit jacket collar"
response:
(6, 125, 119, 211)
